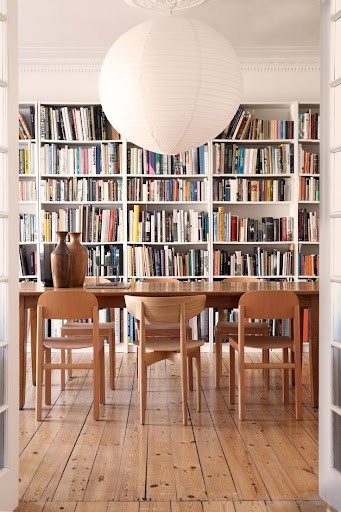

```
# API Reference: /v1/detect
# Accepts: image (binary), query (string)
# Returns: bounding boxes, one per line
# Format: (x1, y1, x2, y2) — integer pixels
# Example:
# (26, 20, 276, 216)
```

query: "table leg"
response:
(309, 296, 319, 407)
(19, 298, 27, 410)
(29, 308, 37, 386)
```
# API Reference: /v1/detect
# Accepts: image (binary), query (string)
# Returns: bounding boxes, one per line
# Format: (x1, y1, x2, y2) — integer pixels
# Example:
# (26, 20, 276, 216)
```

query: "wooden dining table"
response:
(19, 280, 319, 410)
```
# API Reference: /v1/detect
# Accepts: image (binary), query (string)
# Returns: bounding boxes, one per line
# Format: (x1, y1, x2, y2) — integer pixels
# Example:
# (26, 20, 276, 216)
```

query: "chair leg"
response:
(100, 341, 105, 405)
(188, 356, 194, 391)
(295, 349, 302, 421)
(195, 350, 201, 412)
(238, 352, 245, 421)
(139, 349, 147, 425)
(109, 331, 116, 390)
(215, 334, 222, 389)
(229, 345, 235, 404)
(61, 350, 65, 391)
(290, 349, 295, 386)
(282, 348, 289, 405)
(181, 351, 188, 426)
(93, 346, 100, 421)
(36, 344, 43, 421)
(45, 348, 51, 406)
(30, 308, 37, 386)
(67, 349, 73, 379)
(262, 349, 270, 389)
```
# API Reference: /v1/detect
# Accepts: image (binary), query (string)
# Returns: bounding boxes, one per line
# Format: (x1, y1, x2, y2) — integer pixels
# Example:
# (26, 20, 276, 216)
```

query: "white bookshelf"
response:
(18, 102, 40, 281)
(19, 100, 320, 350)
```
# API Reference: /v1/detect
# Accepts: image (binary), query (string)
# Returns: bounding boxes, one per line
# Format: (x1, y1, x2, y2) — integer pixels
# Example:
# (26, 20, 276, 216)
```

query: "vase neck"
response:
(56, 231, 68, 243)
(69, 232, 81, 243)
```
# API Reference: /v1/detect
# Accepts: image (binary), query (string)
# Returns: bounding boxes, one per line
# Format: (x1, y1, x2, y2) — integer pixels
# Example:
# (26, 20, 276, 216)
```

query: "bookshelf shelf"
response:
(212, 201, 292, 205)
(212, 139, 295, 144)
(40, 174, 123, 178)
(41, 201, 123, 205)
(213, 173, 293, 178)
(127, 174, 208, 179)
(212, 241, 292, 245)
(213, 275, 295, 279)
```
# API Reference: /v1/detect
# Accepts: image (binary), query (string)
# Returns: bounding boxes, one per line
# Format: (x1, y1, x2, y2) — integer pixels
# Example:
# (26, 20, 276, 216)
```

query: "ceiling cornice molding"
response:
(19, 45, 320, 74)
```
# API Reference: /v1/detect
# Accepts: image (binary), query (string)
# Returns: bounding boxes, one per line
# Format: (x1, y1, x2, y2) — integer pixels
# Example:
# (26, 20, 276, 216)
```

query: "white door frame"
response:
(320, 0, 341, 508)
(0, 0, 19, 510)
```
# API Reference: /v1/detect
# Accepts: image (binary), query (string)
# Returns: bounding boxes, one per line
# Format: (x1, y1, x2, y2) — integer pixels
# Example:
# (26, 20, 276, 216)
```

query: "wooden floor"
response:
(17, 349, 331, 512)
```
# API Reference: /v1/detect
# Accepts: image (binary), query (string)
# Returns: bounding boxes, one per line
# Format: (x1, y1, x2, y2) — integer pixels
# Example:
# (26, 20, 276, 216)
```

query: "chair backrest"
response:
(125, 295, 206, 325)
(239, 290, 299, 320)
(37, 289, 98, 320)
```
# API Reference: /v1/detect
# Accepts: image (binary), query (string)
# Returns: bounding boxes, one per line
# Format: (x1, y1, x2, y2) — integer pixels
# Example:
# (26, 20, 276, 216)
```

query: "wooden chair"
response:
(229, 290, 302, 420)
(60, 277, 116, 390)
(125, 294, 206, 426)
(36, 289, 105, 421)
(141, 277, 194, 389)
(215, 277, 270, 388)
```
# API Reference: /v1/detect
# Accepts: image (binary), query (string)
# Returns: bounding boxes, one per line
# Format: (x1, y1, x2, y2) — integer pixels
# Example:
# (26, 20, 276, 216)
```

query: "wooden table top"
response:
(19, 280, 319, 297)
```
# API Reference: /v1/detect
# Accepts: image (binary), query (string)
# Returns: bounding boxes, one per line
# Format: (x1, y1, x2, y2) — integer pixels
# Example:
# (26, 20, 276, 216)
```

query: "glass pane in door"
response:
(0, 411, 4, 469)
(333, 347, 341, 407)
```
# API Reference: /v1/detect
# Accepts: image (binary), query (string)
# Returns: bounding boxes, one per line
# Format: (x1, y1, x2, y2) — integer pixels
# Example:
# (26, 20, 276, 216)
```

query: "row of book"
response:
(128, 205, 209, 243)
(40, 105, 120, 141)
(299, 147, 319, 174)
(298, 111, 320, 140)
(42, 207, 82, 238)
(19, 145, 37, 174)
(299, 176, 320, 202)
(128, 246, 209, 277)
(19, 246, 37, 276)
(298, 253, 319, 276)
(298, 209, 319, 242)
(19, 181, 37, 202)
(212, 210, 294, 242)
(19, 109, 35, 139)
(42, 207, 123, 243)
(87, 245, 123, 277)
(218, 107, 295, 140)
(128, 145, 208, 175)
(213, 143, 294, 175)
(40, 142, 122, 175)
(213, 248, 294, 277)
(19, 213, 37, 242)
(127, 178, 206, 202)
(41, 177, 122, 202)
(213, 178, 291, 202)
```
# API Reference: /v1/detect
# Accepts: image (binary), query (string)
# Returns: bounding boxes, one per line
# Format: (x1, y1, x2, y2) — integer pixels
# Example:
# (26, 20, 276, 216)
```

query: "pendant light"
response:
(99, 0, 242, 154)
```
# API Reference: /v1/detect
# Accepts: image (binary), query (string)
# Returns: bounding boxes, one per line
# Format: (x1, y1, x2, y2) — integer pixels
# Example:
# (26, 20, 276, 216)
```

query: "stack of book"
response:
(127, 178, 206, 202)
(213, 178, 291, 202)
(128, 206, 209, 243)
(213, 143, 294, 174)
(213, 248, 294, 276)
(212, 211, 294, 242)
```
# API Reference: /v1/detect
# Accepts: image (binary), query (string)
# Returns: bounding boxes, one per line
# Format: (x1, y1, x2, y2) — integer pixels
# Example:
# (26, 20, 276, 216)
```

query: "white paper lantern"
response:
(99, 16, 242, 155)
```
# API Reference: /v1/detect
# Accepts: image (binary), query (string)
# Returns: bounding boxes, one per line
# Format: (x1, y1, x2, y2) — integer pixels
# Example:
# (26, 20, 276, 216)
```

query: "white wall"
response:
(19, 61, 320, 104)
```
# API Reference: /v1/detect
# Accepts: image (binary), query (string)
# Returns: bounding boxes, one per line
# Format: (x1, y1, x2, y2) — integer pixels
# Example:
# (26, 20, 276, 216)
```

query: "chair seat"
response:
(215, 320, 269, 335)
(42, 336, 94, 350)
(133, 338, 204, 352)
(229, 334, 294, 350)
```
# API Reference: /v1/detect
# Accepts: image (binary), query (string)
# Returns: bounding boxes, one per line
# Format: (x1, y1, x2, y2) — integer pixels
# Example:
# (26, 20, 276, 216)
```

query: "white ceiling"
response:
(18, 0, 320, 63)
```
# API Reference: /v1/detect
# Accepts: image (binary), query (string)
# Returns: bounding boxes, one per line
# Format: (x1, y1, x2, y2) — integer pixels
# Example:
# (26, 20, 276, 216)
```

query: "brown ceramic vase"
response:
(50, 231, 71, 288)
(68, 232, 88, 287)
